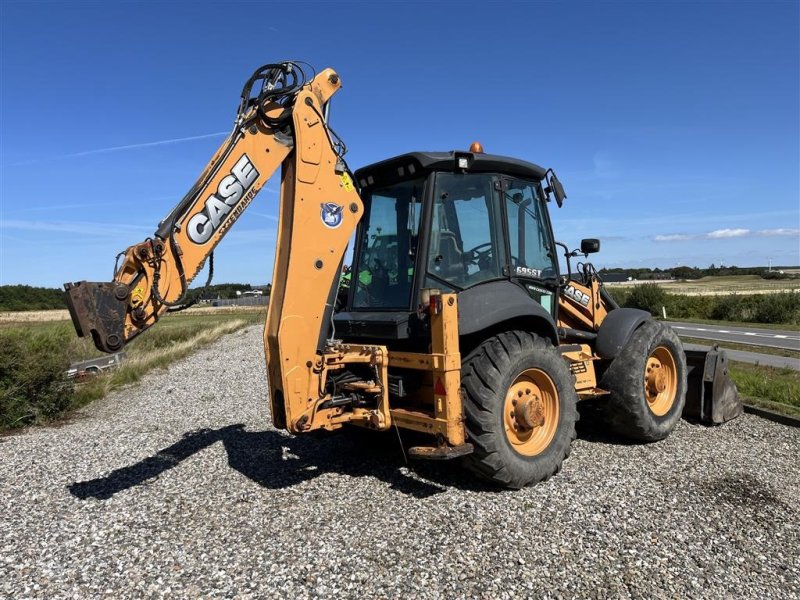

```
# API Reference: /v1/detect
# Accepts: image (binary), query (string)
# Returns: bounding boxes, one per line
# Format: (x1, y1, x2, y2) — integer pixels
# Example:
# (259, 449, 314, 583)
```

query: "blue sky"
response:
(1, 1, 798, 287)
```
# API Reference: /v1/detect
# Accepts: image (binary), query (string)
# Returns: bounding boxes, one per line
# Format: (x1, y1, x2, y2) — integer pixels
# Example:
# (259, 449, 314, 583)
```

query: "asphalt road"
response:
(683, 343, 800, 371)
(666, 321, 800, 351)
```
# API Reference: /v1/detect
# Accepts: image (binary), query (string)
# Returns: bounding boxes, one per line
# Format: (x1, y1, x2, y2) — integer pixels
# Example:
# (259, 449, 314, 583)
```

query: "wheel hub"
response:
(513, 393, 545, 431)
(644, 346, 678, 416)
(646, 364, 668, 395)
(503, 369, 560, 457)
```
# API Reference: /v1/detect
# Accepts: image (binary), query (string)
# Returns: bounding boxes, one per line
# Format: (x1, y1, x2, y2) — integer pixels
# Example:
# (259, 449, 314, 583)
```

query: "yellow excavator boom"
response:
(64, 63, 363, 431)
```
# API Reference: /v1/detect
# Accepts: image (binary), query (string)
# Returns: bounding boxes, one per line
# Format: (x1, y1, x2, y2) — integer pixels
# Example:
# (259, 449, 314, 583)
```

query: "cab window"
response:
(505, 179, 557, 279)
(352, 178, 424, 309)
(427, 173, 505, 288)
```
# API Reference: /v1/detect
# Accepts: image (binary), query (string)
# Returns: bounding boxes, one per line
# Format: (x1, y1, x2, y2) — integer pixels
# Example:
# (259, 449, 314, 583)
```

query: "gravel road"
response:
(2, 325, 799, 599)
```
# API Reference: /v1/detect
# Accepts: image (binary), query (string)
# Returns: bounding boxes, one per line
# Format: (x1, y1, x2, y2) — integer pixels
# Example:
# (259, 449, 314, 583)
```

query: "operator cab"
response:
(334, 148, 565, 345)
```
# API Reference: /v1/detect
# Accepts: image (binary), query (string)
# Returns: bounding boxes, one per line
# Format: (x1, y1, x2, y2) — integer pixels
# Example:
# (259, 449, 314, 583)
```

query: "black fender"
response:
(458, 281, 558, 345)
(595, 308, 651, 359)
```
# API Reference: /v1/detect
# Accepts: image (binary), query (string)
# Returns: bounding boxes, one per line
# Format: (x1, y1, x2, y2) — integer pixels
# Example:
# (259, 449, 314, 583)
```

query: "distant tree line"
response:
(0, 286, 67, 311)
(0, 283, 274, 311)
(609, 284, 800, 325)
(197, 283, 252, 300)
(599, 265, 797, 281)
(196, 283, 271, 300)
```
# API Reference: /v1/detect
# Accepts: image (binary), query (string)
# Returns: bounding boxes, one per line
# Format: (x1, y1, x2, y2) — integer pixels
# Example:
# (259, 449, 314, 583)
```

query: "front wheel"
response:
(600, 320, 687, 441)
(461, 331, 578, 489)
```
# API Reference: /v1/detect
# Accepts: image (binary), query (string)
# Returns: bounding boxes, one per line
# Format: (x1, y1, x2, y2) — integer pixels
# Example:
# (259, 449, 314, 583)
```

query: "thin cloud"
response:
(9, 131, 229, 166)
(1, 219, 151, 237)
(249, 211, 279, 221)
(757, 228, 800, 237)
(592, 152, 619, 179)
(556, 209, 799, 230)
(707, 228, 750, 239)
(655, 227, 800, 242)
(2, 202, 111, 215)
(654, 234, 692, 242)
(222, 227, 278, 246)
(0, 233, 40, 245)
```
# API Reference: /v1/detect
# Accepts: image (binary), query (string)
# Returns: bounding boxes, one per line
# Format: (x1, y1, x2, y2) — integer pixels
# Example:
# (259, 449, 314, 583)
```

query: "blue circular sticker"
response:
(320, 202, 344, 228)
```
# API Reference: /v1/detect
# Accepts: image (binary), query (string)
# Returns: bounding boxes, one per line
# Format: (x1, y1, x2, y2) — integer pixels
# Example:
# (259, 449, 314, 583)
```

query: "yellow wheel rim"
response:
(644, 346, 678, 416)
(503, 368, 560, 456)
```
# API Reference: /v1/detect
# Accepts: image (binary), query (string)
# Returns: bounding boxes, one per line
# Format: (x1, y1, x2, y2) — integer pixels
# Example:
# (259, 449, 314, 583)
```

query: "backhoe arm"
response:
(64, 61, 459, 441)
(64, 63, 361, 360)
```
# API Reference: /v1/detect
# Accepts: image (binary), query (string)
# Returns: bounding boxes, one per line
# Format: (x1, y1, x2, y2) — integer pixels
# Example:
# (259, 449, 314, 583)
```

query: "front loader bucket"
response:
(683, 347, 743, 424)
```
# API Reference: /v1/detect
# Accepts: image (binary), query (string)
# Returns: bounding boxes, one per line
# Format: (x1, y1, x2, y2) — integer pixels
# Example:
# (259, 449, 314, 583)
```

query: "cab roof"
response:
(354, 151, 547, 191)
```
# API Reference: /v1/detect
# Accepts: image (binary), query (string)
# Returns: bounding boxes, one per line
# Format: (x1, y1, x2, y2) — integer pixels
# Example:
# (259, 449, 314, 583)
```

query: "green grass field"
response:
(1, 309, 264, 430)
(608, 274, 800, 296)
(3, 303, 797, 431)
(609, 280, 800, 326)
(729, 362, 800, 418)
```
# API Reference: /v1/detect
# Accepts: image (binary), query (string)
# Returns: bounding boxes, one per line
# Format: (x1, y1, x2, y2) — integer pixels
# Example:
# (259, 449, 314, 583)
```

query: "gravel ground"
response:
(1, 325, 799, 599)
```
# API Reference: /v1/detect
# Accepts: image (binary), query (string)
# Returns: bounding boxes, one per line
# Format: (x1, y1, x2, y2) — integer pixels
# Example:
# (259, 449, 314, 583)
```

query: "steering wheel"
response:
(465, 242, 493, 267)
(372, 257, 388, 279)
(354, 276, 378, 306)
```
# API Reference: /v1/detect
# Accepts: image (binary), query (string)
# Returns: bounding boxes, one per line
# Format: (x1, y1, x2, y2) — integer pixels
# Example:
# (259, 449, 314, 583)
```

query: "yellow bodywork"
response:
(66, 64, 618, 453)
(81, 68, 470, 447)
(556, 276, 614, 398)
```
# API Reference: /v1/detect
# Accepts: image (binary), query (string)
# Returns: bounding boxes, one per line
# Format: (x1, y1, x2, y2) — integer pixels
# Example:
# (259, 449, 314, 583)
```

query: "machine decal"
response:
(187, 154, 260, 244)
(130, 286, 146, 308)
(339, 172, 354, 192)
(525, 284, 550, 295)
(515, 265, 542, 278)
(320, 202, 344, 228)
(563, 284, 591, 307)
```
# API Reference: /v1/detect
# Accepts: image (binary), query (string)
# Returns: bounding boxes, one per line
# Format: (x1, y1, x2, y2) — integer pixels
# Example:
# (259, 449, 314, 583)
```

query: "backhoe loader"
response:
(64, 62, 742, 488)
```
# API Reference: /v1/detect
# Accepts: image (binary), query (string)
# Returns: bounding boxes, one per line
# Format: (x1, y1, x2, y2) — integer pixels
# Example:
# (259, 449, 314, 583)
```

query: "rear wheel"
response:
(600, 320, 686, 441)
(461, 331, 578, 489)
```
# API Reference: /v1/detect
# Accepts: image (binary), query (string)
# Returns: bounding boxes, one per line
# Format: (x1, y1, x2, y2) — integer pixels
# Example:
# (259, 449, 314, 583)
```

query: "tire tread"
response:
(461, 330, 578, 488)
(600, 320, 687, 442)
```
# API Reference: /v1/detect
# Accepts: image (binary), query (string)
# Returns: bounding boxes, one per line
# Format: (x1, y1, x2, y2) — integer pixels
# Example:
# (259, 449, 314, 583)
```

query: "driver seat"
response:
(430, 230, 465, 284)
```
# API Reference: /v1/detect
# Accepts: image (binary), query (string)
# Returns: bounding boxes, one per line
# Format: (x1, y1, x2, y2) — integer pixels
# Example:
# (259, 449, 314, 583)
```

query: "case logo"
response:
(320, 202, 344, 229)
(563, 284, 591, 307)
(186, 154, 259, 244)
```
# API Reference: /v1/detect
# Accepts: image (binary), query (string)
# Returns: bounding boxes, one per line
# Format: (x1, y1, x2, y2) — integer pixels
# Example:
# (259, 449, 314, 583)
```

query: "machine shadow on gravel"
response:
(68, 407, 652, 502)
(574, 401, 641, 445)
(68, 424, 495, 501)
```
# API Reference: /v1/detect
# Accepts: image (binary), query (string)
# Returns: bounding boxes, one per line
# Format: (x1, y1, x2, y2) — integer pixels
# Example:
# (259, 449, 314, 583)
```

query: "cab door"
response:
(425, 172, 507, 291)
(501, 177, 559, 315)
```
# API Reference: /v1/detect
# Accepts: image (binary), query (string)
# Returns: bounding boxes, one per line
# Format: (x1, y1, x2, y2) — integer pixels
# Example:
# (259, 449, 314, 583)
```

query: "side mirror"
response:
(548, 172, 567, 207)
(581, 238, 600, 254)
(544, 169, 567, 208)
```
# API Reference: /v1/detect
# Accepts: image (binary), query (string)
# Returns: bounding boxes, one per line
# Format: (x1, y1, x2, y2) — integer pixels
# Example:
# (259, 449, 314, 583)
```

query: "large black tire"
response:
(600, 320, 687, 442)
(461, 331, 578, 489)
